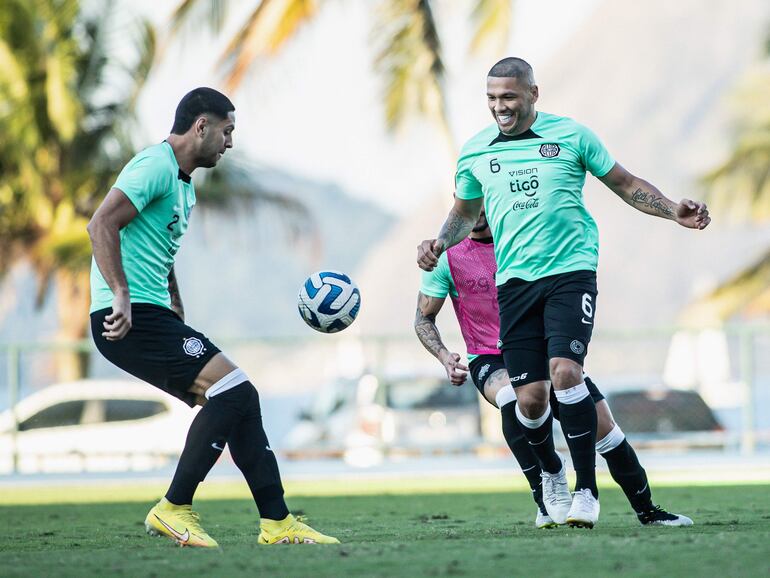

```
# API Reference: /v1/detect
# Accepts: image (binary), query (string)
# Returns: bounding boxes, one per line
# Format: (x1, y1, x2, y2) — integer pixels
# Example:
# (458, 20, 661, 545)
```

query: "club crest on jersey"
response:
(183, 337, 206, 358)
(539, 143, 560, 158)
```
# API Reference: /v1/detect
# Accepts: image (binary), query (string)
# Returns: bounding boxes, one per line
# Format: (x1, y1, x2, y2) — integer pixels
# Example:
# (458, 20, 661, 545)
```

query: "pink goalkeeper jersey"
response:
(446, 238, 501, 355)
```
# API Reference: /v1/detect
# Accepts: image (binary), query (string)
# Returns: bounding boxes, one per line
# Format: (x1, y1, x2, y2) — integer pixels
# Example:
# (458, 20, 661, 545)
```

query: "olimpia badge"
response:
(539, 143, 560, 158)
(182, 336, 207, 358)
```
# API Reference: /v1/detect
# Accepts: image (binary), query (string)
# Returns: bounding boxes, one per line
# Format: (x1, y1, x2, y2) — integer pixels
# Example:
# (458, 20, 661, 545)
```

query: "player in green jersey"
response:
(88, 87, 337, 547)
(417, 57, 710, 528)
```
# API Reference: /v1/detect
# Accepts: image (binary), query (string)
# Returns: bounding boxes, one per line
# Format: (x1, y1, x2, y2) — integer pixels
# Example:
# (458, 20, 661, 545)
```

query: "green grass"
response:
(0, 479, 768, 577)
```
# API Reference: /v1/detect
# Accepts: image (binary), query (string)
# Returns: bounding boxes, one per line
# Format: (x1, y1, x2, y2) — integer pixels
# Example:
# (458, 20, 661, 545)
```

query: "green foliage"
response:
(0, 482, 767, 577)
(695, 44, 770, 320)
(0, 0, 155, 301)
(171, 0, 514, 134)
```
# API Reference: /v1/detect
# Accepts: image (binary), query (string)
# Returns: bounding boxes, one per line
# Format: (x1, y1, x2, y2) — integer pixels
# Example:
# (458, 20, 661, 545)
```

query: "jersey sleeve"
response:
(578, 124, 615, 178)
(420, 254, 457, 298)
(113, 152, 172, 212)
(455, 151, 483, 200)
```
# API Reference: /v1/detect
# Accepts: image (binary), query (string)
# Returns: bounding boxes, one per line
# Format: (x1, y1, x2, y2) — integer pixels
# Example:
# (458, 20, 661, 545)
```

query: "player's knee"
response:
(549, 357, 583, 389)
(515, 383, 549, 418)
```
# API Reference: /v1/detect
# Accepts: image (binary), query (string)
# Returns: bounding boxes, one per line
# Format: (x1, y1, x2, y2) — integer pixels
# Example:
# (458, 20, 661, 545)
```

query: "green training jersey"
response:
(420, 254, 479, 363)
(89, 141, 196, 313)
(455, 111, 615, 285)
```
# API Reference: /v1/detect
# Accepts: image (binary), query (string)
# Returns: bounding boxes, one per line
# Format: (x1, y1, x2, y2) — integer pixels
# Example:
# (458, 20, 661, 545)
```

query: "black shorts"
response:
(91, 304, 221, 407)
(468, 354, 508, 394)
(549, 375, 605, 420)
(497, 270, 597, 387)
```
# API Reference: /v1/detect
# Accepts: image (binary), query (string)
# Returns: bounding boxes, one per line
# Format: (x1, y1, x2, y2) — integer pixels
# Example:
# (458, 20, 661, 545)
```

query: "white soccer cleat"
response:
(637, 505, 693, 526)
(566, 488, 600, 529)
(540, 454, 572, 525)
(536, 508, 557, 529)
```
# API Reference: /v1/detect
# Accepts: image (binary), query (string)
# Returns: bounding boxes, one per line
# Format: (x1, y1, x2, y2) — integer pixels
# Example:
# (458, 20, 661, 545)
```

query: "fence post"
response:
(7, 345, 20, 474)
(739, 327, 755, 455)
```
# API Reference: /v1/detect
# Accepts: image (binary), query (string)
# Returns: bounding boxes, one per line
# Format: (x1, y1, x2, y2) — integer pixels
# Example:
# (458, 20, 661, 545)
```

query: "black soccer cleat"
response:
(637, 505, 693, 526)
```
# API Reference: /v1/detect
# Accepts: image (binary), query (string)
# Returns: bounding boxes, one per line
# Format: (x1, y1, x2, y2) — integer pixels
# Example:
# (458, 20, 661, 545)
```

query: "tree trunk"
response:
(54, 269, 91, 381)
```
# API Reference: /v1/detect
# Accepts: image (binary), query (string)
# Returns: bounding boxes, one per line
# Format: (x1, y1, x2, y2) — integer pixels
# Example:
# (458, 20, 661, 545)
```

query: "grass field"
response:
(1, 477, 768, 577)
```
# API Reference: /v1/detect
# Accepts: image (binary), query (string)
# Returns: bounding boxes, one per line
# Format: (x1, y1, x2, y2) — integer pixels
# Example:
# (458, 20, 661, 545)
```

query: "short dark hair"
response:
(170, 87, 235, 134)
(488, 57, 535, 86)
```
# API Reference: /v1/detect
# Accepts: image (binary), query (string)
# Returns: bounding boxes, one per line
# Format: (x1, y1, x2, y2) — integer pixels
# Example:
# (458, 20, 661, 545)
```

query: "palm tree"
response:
(0, 0, 155, 379)
(684, 48, 770, 324)
(168, 0, 513, 136)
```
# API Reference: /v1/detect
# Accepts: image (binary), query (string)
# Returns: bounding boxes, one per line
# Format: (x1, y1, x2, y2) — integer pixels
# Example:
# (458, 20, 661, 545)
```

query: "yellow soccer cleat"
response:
(145, 498, 219, 548)
(258, 514, 340, 545)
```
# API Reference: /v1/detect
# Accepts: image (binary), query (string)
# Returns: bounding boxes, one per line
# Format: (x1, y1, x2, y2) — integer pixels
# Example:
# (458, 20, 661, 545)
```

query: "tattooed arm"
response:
(414, 292, 468, 385)
(599, 162, 710, 230)
(417, 196, 483, 271)
(168, 266, 184, 321)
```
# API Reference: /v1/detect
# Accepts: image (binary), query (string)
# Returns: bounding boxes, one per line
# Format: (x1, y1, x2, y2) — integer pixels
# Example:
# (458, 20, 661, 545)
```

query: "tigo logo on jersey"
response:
(539, 143, 560, 158)
(182, 337, 206, 358)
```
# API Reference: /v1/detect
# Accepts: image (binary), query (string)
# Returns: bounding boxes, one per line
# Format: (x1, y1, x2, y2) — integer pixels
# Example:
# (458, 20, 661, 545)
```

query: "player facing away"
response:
(87, 87, 338, 547)
(417, 57, 710, 528)
(415, 210, 693, 527)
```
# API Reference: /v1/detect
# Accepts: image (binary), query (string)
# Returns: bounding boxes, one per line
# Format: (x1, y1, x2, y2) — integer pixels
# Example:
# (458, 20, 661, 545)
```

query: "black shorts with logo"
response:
(468, 354, 508, 394)
(91, 303, 221, 407)
(497, 270, 597, 387)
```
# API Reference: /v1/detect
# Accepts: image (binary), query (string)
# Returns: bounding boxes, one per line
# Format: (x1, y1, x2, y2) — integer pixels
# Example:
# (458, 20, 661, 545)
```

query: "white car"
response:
(0, 380, 196, 474)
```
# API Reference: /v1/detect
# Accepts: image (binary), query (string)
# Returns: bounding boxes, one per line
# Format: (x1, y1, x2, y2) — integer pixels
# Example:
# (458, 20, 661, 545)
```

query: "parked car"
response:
(552, 386, 726, 450)
(0, 380, 195, 473)
(284, 372, 482, 464)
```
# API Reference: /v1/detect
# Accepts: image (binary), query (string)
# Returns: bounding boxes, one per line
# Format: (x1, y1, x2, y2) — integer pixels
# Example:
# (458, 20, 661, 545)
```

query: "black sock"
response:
(165, 384, 246, 505)
(557, 396, 598, 497)
(601, 439, 653, 512)
(515, 404, 562, 474)
(500, 402, 543, 508)
(226, 384, 289, 521)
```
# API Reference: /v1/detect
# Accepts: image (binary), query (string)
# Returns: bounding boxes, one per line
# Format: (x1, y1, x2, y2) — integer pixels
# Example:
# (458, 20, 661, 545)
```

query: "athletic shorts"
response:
(497, 270, 598, 387)
(91, 303, 221, 407)
(550, 375, 605, 420)
(468, 354, 508, 394)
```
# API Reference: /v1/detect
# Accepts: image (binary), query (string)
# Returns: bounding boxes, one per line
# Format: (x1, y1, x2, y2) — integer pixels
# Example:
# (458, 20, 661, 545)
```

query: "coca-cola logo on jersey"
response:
(512, 198, 540, 211)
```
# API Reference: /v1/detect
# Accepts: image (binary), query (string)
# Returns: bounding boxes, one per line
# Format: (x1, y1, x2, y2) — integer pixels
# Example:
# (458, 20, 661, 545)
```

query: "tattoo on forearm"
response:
(438, 209, 474, 249)
(414, 296, 446, 360)
(630, 188, 674, 217)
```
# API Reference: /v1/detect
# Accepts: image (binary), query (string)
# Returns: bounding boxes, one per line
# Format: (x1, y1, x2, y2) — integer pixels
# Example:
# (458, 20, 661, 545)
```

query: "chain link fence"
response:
(1, 324, 768, 473)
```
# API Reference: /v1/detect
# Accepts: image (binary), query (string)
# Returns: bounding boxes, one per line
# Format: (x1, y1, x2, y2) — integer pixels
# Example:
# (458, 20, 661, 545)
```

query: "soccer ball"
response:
(297, 270, 361, 333)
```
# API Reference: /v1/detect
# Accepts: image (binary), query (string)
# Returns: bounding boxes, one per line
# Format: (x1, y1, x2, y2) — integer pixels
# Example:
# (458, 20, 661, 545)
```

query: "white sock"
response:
(596, 424, 625, 454)
(553, 381, 590, 405)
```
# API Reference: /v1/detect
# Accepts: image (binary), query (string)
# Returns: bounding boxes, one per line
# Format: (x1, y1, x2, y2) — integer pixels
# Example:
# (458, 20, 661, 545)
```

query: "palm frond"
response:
(219, 0, 319, 92)
(194, 153, 315, 241)
(469, 0, 513, 56)
(169, 0, 228, 36)
(702, 64, 770, 223)
(681, 248, 770, 323)
(373, 0, 448, 135)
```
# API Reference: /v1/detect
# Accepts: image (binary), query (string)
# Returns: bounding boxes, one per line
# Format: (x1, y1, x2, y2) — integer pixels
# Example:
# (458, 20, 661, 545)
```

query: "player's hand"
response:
(417, 239, 446, 271)
(103, 291, 132, 341)
(440, 351, 468, 386)
(675, 199, 711, 230)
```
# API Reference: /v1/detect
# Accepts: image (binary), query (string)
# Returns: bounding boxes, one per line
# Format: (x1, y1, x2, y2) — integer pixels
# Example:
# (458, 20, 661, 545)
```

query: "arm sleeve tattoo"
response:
(437, 208, 475, 251)
(414, 294, 448, 361)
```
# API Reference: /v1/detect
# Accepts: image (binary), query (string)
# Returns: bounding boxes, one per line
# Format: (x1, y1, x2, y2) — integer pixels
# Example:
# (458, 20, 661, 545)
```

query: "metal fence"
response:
(1, 324, 768, 473)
